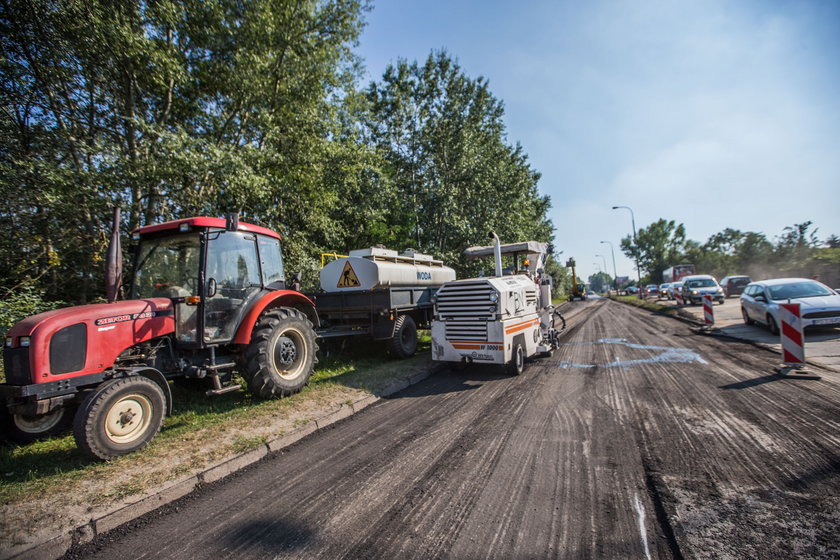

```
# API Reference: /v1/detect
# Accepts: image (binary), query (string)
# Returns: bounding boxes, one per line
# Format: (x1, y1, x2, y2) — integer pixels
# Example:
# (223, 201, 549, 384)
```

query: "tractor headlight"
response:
(488, 292, 499, 303)
(488, 305, 497, 313)
(19, 336, 30, 347)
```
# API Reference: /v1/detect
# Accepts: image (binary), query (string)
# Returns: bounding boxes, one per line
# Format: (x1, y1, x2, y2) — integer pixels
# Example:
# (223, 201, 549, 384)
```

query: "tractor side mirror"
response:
(207, 278, 217, 298)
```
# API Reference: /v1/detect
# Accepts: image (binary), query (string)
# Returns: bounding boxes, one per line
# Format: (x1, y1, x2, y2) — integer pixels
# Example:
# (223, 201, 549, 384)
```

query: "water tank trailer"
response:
(309, 248, 456, 358)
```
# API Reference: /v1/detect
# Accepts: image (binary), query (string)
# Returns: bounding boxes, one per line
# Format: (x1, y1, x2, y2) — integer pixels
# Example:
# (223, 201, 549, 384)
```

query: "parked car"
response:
(668, 282, 683, 300)
(626, 286, 639, 295)
(680, 275, 724, 305)
(645, 284, 659, 298)
(740, 278, 840, 335)
(659, 283, 672, 300)
(720, 275, 752, 298)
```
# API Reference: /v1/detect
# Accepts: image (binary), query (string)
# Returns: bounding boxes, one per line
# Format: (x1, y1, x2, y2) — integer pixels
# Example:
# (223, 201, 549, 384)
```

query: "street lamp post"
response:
(612, 205, 642, 296)
(595, 254, 607, 275)
(600, 240, 618, 292)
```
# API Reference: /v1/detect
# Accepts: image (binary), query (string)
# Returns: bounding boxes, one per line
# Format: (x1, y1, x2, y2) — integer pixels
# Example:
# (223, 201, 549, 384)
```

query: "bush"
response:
(0, 286, 63, 339)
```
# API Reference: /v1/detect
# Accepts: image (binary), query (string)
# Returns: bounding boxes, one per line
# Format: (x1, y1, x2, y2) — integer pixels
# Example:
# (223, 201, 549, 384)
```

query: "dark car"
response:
(720, 275, 752, 297)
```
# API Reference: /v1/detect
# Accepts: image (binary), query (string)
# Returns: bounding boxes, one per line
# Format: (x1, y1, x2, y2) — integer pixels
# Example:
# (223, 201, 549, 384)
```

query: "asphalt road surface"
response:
(67, 299, 840, 559)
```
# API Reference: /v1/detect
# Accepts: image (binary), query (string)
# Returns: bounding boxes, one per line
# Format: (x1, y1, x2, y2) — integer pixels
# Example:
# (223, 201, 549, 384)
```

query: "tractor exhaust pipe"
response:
(489, 232, 502, 277)
(105, 207, 122, 303)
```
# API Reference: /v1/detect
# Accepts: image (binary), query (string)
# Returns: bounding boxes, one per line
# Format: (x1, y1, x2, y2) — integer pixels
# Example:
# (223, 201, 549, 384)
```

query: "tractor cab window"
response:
(204, 231, 262, 343)
(132, 233, 201, 299)
(258, 235, 284, 286)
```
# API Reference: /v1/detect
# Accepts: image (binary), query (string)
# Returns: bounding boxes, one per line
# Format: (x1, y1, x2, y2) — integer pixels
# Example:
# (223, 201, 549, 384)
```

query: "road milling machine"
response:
(430, 233, 565, 374)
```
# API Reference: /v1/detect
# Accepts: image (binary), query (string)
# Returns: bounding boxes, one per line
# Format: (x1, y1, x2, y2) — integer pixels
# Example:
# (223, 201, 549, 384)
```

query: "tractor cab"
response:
(131, 217, 285, 348)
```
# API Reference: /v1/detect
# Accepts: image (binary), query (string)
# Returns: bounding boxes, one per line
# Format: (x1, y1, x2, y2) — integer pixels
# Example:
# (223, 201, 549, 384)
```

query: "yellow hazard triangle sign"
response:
(337, 261, 361, 288)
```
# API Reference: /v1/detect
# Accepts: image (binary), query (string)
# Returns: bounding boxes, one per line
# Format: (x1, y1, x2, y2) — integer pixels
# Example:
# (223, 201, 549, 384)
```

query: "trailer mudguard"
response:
(233, 290, 320, 345)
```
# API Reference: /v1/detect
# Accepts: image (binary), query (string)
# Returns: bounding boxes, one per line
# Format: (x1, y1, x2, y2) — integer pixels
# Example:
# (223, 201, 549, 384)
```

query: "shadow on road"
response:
(385, 367, 508, 400)
(777, 454, 840, 493)
(223, 517, 316, 553)
(719, 373, 785, 390)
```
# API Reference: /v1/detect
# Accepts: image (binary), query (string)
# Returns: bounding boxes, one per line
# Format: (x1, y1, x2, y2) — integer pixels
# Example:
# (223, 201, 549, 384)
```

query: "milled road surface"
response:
(67, 299, 840, 559)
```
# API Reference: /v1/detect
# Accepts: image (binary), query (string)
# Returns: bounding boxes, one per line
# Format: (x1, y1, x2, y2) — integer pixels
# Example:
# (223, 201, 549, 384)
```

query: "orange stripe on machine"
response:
(505, 318, 540, 335)
(451, 341, 502, 349)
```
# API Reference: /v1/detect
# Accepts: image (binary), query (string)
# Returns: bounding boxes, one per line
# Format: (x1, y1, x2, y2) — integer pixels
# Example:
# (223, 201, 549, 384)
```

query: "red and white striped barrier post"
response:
(674, 290, 684, 305)
(702, 294, 714, 327)
(776, 303, 820, 379)
(780, 303, 804, 366)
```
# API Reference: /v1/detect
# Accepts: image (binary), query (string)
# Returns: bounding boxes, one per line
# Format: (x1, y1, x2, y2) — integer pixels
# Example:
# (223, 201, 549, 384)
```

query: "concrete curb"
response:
(2, 365, 440, 560)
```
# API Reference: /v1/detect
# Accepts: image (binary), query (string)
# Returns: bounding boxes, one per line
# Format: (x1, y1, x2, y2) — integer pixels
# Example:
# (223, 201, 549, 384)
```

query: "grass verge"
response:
(610, 296, 701, 323)
(0, 334, 433, 549)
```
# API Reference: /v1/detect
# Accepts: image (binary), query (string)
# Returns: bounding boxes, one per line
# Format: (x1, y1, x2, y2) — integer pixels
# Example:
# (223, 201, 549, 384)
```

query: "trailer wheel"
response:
(507, 343, 525, 376)
(388, 315, 418, 359)
(73, 377, 166, 460)
(0, 405, 74, 444)
(243, 308, 318, 399)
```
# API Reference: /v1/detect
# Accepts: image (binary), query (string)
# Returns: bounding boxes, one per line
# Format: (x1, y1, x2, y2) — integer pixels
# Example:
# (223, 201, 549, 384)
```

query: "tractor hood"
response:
(6, 299, 175, 340)
(4, 299, 175, 384)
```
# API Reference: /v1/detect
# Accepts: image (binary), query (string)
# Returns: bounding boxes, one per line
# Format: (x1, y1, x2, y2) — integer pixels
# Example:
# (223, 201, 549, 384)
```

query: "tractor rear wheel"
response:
(242, 308, 318, 399)
(388, 315, 418, 359)
(73, 376, 166, 460)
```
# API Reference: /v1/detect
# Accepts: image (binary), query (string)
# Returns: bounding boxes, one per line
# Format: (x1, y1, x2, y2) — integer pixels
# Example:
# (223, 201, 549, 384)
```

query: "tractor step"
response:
(206, 383, 242, 396)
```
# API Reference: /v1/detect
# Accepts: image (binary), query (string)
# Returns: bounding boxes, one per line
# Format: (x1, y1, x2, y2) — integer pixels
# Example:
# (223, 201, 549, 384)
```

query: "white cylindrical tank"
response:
(320, 249, 456, 292)
(540, 280, 552, 310)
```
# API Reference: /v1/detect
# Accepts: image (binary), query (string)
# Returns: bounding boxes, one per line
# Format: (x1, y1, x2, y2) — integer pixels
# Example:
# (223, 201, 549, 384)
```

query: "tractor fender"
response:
(233, 290, 319, 345)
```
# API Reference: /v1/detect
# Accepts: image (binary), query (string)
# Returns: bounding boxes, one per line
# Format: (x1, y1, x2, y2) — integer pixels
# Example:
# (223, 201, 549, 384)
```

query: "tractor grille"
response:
(3, 347, 32, 385)
(435, 280, 495, 341)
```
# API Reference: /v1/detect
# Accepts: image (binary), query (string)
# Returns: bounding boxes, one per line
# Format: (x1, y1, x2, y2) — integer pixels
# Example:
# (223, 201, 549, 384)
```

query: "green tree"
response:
(772, 221, 820, 272)
(365, 50, 553, 276)
(1, 0, 370, 302)
(619, 219, 686, 283)
(587, 271, 612, 293)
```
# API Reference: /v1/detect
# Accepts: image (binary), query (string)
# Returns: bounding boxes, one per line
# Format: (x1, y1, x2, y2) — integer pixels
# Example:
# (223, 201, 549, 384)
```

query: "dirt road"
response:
(66, 299, 840, 559)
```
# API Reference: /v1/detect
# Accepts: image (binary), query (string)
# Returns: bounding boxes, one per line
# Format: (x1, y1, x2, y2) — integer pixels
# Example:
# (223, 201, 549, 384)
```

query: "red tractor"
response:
(1, 216, 319, 459)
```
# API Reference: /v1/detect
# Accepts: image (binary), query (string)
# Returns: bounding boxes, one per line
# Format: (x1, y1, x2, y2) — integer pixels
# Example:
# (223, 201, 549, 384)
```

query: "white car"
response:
(680, 275, 724, 305)
(740, 278, 840, 334)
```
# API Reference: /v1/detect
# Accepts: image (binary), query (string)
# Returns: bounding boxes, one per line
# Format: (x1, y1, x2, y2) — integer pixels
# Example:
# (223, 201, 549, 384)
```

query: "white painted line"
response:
(557, 339, 707, 369)
(633, 493, 652, 560)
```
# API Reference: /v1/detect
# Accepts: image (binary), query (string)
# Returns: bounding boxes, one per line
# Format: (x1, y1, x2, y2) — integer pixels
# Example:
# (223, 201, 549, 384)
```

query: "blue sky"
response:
(354, 0, 840, 282)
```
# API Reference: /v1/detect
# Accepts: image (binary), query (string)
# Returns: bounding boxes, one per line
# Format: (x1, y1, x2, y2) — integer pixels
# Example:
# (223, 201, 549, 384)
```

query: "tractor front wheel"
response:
(0, 405, 73, 444)
(242, 308, 318, 399)
(73, 376, 166, 460)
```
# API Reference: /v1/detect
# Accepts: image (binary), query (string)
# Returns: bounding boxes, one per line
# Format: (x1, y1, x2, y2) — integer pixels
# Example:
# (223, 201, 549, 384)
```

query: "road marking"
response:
(556, 338, 707, 369)
(633, 493, 652, 560)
